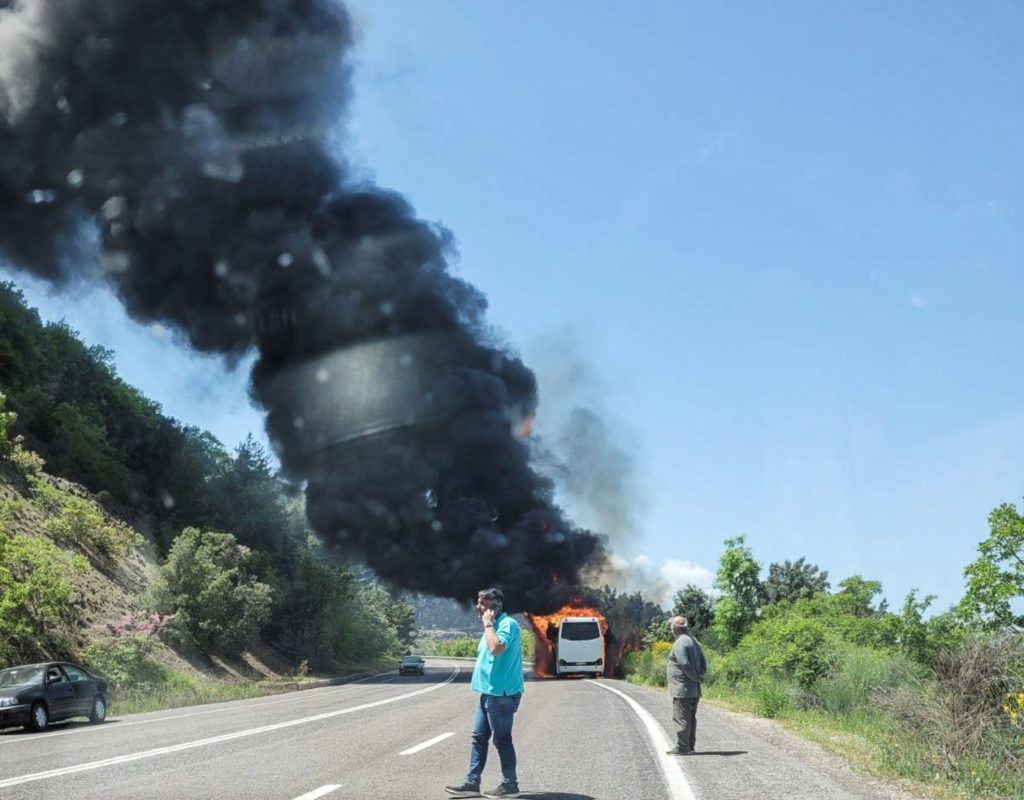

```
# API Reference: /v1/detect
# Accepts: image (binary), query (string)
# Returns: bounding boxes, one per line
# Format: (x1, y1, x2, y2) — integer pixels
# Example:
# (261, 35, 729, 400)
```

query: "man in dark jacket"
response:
(666, 615, 707, 755)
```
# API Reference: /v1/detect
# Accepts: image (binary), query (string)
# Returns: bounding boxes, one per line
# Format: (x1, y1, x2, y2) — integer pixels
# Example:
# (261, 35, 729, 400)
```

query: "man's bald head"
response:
(671, 616, 689, 636)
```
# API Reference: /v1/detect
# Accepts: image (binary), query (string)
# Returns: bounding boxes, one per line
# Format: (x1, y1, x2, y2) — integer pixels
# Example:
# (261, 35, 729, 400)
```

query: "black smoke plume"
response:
(0, 0, 606, 613)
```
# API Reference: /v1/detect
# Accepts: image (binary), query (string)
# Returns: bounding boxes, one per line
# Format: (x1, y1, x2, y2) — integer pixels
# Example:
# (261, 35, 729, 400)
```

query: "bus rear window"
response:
(560, 621, 601, 641)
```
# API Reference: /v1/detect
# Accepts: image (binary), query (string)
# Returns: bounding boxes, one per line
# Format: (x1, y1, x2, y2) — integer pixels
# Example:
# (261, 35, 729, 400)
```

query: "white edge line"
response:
(586, 680, 697, 800)
(399, 731, 454, 755)
(0, 668, 459, 790)
(291, 784, 341, 800)
(0, 670, 400, 746)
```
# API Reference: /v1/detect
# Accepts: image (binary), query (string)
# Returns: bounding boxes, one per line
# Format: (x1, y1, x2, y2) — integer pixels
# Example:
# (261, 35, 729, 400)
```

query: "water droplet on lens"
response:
(214, 260, 230, 277)
(26, 189, 57, 204)
(312, 249, 331, 275)
(277, 252, 294, 268)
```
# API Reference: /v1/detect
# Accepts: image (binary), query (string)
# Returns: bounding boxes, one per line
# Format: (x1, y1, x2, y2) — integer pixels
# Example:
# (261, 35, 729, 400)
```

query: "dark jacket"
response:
(667, 632, 707, 698)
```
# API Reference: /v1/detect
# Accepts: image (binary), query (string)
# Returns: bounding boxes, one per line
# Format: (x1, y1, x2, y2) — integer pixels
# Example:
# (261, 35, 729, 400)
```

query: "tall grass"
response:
(624, 636, 1024, 800)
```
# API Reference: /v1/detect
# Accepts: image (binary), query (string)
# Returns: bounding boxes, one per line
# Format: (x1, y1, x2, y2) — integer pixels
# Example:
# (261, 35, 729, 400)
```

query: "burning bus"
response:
(526, 599, 609, 678)
(555, 616, 604, 676)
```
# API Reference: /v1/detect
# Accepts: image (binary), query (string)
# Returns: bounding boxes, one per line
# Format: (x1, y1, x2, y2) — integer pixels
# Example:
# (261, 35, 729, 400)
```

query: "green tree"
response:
(712, 535, 763, 647)
(671, 584, 715, 637)
(763, 557, 830, 604)
(834, 575, 884, 617)
(209, 435, 291, 556)
(153, 527, 274, 655)
(0, 392, 15, 458)
(960, 501, 1024, 632)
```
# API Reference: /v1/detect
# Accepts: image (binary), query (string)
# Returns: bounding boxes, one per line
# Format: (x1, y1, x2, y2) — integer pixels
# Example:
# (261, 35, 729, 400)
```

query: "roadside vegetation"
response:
(432, 627, 536, 661)
(624, 533, 1024, 800)
(0, 284, 417, 713)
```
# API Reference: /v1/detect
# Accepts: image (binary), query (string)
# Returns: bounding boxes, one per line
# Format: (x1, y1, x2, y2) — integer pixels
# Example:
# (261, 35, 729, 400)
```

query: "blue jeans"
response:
(466, 692, 522, 786)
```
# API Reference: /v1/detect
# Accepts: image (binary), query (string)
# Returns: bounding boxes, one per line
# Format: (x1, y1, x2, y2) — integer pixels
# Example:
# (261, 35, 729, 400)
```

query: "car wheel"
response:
(89, 695, 107, 724)
(28, 702, 48, 732)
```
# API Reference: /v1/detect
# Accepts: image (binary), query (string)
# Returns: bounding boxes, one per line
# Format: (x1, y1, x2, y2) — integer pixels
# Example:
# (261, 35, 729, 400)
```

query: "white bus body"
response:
(556, 616, 604, 676)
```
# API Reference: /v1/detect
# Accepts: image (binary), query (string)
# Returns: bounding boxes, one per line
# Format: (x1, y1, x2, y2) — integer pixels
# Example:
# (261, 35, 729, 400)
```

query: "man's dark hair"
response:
(478, 587, 505, 607)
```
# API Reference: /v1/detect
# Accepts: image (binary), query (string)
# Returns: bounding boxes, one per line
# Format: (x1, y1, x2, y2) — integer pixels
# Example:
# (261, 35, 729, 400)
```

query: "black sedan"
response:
(0, 662, 109, 732)
(398, 655, 425, 675)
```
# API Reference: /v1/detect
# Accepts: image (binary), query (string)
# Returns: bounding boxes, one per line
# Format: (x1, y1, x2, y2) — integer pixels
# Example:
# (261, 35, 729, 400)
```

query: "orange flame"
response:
(514, 414, 535, 440)
(525, 598, 607, 678)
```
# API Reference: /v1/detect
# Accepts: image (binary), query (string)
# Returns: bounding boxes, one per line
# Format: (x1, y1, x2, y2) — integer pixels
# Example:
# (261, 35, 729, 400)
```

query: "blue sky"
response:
(9, 1, 1024, 611)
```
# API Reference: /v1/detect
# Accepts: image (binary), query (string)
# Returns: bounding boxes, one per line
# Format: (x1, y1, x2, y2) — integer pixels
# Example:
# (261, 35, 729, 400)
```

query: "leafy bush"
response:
(0, 393, 15, 459)
(520, 627, 534, 661)
(84, 612, 176, 688)
(436, 637, 478, 658)
(622, 641, 672, 687)
(84, 634, 167, 689)
(0, 525, 86, 662)
(42, 493, 140, 557)
(9, 441, 45, 476)
(753, 678, 792, 718)
(153, 527, 274, 655)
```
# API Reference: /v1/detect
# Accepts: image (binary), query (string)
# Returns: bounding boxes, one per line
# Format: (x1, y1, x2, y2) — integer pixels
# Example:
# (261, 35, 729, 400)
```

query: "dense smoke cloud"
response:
(0, 0, 606, 613)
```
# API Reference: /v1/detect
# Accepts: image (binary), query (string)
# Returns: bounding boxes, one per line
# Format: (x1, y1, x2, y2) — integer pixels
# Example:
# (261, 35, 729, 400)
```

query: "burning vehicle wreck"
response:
(527, 600, 609, 677)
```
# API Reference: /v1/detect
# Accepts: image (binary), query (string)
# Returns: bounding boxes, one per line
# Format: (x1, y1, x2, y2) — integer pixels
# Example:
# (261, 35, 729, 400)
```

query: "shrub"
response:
(84, 634, 167, 690)
(753, 678, 792, 718)
(9, 439, 45, 477)
(43, 494, 140, 557)
(153, 527, 274, 655)
(0, 525, 86, 662)
(622, 641, 673, 687)
(809, 646, 922, 716)
(0, 393, 15, 459)
(436, 637, 478, 658)
(879, 633, 1024, 791)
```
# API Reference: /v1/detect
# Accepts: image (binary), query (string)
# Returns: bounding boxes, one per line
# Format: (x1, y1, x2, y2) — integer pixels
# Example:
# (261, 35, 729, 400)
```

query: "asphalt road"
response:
(0, 659, 914, 800)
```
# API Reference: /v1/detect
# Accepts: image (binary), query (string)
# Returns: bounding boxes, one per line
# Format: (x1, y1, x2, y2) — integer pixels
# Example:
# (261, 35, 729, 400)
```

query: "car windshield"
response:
(0, 666, 45, 688)
(401, 657, 421, 663)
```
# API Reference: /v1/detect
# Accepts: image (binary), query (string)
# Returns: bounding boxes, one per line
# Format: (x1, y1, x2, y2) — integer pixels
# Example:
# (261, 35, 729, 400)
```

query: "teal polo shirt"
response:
(470, 613, 525, 696)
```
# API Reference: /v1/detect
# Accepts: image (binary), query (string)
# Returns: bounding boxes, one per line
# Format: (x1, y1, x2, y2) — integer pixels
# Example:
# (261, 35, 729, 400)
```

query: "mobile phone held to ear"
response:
(490, 604, 500, 616)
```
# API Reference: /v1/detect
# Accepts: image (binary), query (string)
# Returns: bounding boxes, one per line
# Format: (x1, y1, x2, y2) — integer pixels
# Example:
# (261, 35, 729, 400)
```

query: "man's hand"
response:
(481, 609, 505, 654)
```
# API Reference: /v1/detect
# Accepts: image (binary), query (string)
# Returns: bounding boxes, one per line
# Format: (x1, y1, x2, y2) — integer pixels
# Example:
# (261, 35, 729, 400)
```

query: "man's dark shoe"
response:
(482, 783, 520, 798)
(444, 782, 481, 797)
(666, 747, 693, 755)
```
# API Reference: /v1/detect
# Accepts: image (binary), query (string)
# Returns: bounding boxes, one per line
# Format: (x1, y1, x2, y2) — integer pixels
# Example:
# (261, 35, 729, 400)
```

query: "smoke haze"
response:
(0, 0, 606, 613)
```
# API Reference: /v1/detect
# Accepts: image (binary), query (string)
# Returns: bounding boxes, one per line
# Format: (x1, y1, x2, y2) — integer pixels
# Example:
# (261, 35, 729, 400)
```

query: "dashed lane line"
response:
(291, 784, 342, 800)
(586, 680, 698, 800)
(0, 668, 460, 790)
(399, 731, 454, 755)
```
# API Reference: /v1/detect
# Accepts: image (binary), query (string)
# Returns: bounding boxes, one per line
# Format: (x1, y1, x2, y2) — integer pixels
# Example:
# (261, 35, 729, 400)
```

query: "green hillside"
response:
(0, 283, 416, 711)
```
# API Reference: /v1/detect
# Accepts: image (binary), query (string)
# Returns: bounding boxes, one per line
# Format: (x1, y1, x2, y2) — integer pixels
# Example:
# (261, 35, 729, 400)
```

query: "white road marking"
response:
(291, 784, 341, 800)
(399, 731, 454, 755)
(0, 671, 401, 746)
(0, 668, 460, 790)
(586, 680, 698, 800)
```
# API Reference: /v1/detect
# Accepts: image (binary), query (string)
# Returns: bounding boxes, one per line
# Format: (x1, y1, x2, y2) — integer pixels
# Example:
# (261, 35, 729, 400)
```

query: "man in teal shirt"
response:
(445, 588, 524, 799)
